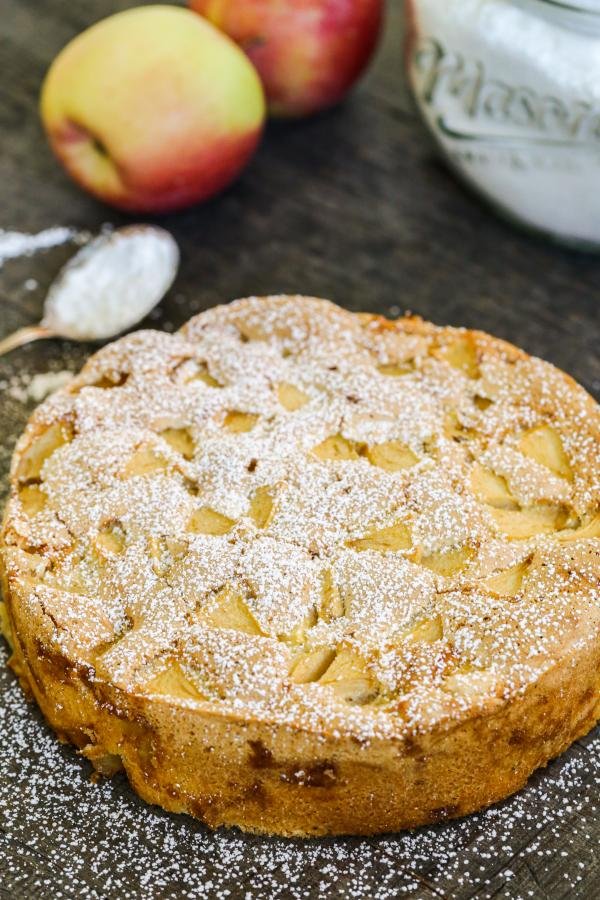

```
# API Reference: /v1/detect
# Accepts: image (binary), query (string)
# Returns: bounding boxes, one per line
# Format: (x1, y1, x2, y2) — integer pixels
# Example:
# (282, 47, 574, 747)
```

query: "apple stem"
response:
(0, 324, 56, 358)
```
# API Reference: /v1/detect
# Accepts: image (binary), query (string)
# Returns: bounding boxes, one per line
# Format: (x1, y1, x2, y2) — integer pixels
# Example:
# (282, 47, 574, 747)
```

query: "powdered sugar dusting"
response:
(4, 295, 598, 736)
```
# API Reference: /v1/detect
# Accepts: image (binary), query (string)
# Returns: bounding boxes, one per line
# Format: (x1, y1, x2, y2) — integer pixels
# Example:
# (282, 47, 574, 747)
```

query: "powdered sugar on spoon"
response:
(0, 225, 179, 356)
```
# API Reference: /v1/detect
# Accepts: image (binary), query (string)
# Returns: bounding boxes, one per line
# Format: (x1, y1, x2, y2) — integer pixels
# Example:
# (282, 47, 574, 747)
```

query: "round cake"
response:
(1, 295, 599, 836)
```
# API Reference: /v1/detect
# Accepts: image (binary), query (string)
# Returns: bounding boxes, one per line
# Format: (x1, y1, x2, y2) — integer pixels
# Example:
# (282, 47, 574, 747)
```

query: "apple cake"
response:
(1, 295, 599, 837)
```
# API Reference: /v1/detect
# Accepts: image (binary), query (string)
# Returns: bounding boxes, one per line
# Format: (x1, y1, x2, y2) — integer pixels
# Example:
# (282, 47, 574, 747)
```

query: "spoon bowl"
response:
(0, 225, 179, 357)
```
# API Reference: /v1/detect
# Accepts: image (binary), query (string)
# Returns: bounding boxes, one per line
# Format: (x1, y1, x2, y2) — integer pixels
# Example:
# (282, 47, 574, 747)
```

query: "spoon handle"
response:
(0, 325, 55, 358)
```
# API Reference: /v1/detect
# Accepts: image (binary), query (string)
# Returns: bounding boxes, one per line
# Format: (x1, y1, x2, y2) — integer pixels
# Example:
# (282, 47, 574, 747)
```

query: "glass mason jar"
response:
(405, 0, 600, 249)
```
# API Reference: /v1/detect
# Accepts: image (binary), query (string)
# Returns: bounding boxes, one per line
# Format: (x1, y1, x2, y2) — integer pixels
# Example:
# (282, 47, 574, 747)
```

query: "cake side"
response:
(3, 568, 600, 836)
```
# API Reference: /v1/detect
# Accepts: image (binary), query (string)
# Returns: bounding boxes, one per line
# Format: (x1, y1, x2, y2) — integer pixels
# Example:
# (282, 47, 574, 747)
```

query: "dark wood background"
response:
(1, 2, 599, 898)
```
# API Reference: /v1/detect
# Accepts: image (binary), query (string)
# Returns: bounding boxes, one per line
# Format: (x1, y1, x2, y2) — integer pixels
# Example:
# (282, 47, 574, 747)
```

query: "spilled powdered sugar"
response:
(0, 226, 88, 267)
(1, 369, 75, 404)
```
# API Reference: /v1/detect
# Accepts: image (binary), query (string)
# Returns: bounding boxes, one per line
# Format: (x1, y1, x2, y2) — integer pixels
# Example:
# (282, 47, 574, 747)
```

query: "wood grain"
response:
(0, 1, 598, 898)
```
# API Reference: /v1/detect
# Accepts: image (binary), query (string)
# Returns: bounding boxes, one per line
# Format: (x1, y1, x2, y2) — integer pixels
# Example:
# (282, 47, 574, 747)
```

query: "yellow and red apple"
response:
(189, 0, 384, 117)
(40, 5, 265, 213)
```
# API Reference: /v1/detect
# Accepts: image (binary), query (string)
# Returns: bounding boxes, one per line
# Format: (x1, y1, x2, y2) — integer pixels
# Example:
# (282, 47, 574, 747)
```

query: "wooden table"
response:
(1, 2, 599, 898)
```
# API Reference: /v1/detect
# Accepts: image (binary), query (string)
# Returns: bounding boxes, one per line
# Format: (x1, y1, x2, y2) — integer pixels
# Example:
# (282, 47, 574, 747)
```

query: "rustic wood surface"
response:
(1, 2, 599, 898)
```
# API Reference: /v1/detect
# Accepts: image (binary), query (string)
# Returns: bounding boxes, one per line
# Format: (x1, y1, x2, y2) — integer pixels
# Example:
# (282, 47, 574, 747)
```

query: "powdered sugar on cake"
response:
(2, 296, 599, 742)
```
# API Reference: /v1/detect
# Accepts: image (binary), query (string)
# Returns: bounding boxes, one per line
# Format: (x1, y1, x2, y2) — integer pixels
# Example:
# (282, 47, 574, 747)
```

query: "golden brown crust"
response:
(1, 295, 599, 836)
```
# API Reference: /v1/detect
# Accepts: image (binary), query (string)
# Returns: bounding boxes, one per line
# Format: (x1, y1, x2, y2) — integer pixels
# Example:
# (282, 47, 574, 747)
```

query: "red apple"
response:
(40, 6, 266, 213)
(189, 0, 384, 117)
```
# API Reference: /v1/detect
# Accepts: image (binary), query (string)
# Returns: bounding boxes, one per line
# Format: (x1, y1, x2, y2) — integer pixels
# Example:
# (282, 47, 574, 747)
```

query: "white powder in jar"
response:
(407, 0, 600, 247)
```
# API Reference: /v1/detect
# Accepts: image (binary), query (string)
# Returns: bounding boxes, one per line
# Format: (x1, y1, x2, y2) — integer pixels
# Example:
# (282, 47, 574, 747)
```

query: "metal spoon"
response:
(0, 225, 180, 356)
